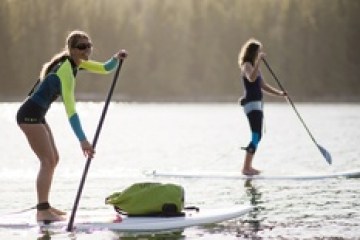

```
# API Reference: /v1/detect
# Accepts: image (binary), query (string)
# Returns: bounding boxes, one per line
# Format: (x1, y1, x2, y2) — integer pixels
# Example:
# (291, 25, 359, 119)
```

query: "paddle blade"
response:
(318, 144, 332, 165)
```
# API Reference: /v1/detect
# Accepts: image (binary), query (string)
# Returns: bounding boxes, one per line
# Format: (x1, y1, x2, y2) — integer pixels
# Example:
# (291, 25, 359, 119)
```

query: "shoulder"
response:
(242, 62, 253, 71)
(57, 58, 73, 70)
(241, 62, 253, 77)
(56, 59, 76, 80)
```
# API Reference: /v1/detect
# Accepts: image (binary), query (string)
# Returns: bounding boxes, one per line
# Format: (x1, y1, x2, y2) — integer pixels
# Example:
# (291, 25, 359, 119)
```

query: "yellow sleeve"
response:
(57, 60, 86, 141)
(79, 57, 118, 74)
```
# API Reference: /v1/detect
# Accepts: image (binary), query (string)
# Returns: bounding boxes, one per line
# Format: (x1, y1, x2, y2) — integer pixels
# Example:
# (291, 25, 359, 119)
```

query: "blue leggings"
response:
(245, 110, 263, 154)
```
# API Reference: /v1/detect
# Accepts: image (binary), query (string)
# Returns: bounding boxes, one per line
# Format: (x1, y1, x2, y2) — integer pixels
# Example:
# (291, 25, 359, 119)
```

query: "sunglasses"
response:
(74, 42, 93, 50)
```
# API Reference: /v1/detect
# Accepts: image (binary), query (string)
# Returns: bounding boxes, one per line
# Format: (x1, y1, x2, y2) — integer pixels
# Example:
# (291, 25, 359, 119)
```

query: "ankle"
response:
(37, 202, 51, 211)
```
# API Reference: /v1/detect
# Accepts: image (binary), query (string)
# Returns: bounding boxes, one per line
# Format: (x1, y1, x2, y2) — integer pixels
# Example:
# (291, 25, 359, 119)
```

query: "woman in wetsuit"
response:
(16, 30, 128, 222)
(238, 38, 286, 175)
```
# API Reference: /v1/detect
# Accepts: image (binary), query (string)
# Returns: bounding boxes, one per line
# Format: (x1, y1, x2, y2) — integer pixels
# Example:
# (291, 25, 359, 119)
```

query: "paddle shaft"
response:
(67, 59, 124, 231)
(262, 58, 319, 145)
(262, 58, 331, 164)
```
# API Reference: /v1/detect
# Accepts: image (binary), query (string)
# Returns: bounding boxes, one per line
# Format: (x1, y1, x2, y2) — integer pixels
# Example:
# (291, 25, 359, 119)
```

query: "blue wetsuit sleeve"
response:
(104, 57, 118, 72)
(69, 114, 86, 141)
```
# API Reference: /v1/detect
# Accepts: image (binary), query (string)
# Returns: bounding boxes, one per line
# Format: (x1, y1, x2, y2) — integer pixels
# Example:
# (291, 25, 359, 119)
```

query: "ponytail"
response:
(39, 50, 69, 79)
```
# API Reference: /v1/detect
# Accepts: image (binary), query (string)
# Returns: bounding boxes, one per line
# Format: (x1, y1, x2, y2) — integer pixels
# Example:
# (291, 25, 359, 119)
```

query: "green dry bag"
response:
(105, 182, 184, 217)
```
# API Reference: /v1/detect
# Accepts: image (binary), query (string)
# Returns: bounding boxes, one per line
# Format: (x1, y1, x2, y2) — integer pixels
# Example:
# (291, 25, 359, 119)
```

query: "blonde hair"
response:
(238, 38, 262, 68)
(39, 30, 90, 79)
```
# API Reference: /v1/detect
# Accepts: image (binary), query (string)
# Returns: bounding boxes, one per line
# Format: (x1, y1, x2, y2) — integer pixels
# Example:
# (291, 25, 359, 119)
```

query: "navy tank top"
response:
(240, 74, 263, 105)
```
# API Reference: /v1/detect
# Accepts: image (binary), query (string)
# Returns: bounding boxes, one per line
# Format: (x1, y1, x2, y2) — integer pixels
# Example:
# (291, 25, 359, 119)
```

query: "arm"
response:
(242, 54, 263, 82)
(57, 60, 95, 158)
(79, 57, 119, 74)
(57, 60, 87, 141)
(261, 78, 286, 97)
(79, 49, 128, 74)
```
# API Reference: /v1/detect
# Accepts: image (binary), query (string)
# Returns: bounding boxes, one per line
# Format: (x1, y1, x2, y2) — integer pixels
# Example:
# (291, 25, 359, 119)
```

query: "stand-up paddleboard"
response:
(0, 206, 253, 232)
(150, 169, 360, 181)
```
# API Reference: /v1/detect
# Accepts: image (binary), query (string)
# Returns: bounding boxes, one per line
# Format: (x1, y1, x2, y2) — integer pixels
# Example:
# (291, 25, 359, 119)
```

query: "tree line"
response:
(1, 0, 359, 102)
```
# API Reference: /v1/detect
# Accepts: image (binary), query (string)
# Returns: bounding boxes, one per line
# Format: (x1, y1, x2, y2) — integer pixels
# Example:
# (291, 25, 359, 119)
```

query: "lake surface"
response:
(0, 102, 359, 239)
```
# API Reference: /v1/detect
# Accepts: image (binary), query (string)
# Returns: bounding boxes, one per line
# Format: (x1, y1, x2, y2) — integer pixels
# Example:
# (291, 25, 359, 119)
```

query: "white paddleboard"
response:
(150, 169, 360, 181)
(0, 206, 253, 232)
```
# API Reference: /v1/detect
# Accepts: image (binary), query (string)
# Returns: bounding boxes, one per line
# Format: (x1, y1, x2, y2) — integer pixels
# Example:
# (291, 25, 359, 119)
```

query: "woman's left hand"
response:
(258, 51, 266, 60)
(115, 49, 128, 59)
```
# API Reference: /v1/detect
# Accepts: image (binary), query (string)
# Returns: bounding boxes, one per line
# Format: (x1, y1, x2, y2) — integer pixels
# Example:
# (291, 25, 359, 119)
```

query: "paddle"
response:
(262, 58, 332, 165)
(67, 58, 125, 231)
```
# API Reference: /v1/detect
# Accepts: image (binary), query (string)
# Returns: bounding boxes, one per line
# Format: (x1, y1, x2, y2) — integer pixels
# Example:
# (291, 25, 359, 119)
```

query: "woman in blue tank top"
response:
(238, 38, 286, 175)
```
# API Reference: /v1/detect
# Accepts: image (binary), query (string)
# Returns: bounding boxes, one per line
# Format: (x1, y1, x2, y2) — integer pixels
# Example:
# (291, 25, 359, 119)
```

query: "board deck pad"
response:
(0, 206, 253, 232)
(150, 169, 360, 180)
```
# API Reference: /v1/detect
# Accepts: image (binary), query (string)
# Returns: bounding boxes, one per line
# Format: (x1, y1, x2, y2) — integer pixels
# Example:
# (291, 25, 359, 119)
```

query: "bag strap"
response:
(184, 206, 200, 212)
(114, 206, 200, 218)
(114, 206, 127, 215)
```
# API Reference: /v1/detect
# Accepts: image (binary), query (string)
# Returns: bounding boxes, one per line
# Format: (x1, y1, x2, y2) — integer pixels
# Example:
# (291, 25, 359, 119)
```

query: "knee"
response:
(53, 154, 59, 166)
(251, 132, 262, 145)
(247, 132, 262, 153)
(39, 157, 58, 170)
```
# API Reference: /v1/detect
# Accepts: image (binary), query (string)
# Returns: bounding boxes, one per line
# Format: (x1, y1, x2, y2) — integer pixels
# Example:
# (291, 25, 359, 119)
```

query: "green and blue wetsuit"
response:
(16, 56, 118, 142)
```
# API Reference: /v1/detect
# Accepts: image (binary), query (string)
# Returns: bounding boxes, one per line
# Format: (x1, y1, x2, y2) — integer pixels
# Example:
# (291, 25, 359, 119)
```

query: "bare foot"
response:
(37, 209, 65, 222)
(242, 168, 261, 176)
(50, 207, 67, 216)
(113, 214, 122, 223)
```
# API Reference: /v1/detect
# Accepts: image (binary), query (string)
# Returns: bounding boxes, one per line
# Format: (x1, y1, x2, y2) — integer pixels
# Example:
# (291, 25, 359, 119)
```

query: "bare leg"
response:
(242, 151, 260, 176)
(19, 124, 64, 221)
(43, 123, 66, 216)
(242, 110, 263, 176)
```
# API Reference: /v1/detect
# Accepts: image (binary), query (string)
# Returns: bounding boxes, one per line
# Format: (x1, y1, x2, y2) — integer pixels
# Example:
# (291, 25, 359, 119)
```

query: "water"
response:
(0, 102, 359, 239)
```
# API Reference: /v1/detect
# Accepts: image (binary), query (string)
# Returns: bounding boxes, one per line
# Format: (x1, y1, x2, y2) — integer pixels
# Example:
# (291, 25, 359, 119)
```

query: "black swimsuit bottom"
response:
(16, 99, 47, 124)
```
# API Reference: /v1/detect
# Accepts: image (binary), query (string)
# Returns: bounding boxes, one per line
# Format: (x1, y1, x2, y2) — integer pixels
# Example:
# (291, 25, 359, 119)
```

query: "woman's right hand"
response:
(80, 140, 95, 159)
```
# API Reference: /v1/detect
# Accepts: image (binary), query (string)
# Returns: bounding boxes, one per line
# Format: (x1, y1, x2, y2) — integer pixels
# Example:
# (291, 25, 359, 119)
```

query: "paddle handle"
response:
(67, 59, 124, 231)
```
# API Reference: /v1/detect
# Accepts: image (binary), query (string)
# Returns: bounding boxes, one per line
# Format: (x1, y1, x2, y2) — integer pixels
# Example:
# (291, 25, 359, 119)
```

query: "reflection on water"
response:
(244, 180, 262, 231)
(243, 180, 264, 239)
(37, 231, 51, 240)
(118, 231, 185, 240)
(37, 228, 186, 240)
